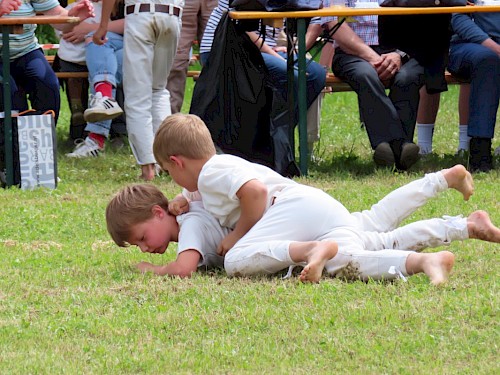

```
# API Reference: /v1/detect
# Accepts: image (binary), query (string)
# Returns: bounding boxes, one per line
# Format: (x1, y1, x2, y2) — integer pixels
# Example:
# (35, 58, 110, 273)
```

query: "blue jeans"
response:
(0, 48, 60, 122)
(262, 51, 326, 110)
(84, 32, 124, 138)
(448, 42, 500, 139)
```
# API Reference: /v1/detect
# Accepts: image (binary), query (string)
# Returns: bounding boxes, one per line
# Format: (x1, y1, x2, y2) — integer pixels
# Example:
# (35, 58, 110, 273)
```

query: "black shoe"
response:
(389, 139, 420, 171)
(373, 142, 395, 167)
(469, 137, 493, 172)
(398, 142, 420, 171)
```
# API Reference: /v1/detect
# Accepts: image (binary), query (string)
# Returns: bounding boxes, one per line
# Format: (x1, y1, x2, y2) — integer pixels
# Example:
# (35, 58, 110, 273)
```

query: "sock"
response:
(89, 132, 106, 148)
(416, 123, 434, 155)
(458, 124, 470, 151)
(94, 82, 113, 98)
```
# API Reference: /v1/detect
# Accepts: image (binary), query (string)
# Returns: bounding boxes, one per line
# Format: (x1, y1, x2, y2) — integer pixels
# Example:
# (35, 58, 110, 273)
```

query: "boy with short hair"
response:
(153, 114, 500, 285)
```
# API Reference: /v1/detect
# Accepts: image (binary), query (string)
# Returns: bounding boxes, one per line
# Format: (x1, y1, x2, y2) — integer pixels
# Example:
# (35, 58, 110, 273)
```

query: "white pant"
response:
(123, 5, 181, 165)
(224, 171, 468, 280)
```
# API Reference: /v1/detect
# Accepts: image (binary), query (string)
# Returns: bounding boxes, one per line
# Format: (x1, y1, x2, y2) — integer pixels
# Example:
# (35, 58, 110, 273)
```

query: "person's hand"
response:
(168, 196, 190, 216)
(67, 0, 95, 22)
(61, 22, 94, 44)
(217, 232, 240, 256)
(0, 0, 22, 16)
(136, 261, 155, 273)
(375, 53, 401, 81)
(92, 25, 108, 45)
(273, 46, 287, 53)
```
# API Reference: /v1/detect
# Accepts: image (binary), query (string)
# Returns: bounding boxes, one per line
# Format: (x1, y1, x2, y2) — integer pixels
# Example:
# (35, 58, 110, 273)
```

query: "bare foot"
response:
(468, 210, 500, 243)
(140, 163, 156, 181)
(442, 164, 474, 201)
(422, 251, 455, 286)
(299, 241, 338, 283)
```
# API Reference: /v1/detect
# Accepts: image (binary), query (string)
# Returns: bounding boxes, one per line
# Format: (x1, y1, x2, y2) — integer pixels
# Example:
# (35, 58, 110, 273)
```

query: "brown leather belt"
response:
(125, 4, 182, 16)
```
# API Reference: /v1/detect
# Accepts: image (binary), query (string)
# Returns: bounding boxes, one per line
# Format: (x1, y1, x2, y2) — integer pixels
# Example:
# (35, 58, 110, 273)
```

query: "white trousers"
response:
(123, 6, 181, 165)
(224, 171, 469, 281)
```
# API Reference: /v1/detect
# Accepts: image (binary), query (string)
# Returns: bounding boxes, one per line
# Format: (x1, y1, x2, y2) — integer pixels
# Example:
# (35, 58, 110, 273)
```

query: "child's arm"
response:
(136, 250, 201, 278)
(92, 0, 116, 45)
(217, 179, 268, 256)
(0, 0, 21, 16)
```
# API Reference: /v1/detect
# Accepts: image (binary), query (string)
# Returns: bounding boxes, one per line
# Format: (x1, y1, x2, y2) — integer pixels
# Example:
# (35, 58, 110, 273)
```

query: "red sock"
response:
(94, 82, 113, 98)
(89, 132, 106, 148)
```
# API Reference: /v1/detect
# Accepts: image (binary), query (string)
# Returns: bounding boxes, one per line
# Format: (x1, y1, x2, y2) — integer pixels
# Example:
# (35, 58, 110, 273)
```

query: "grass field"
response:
(1, 83, 499, 374)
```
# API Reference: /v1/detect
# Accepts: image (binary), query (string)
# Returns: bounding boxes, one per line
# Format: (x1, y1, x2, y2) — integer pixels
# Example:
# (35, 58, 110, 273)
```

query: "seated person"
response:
(308, 0, 423, 171)
(447, 6, 499, 172)
(0, 0, 94, 123)
(199, 0, 327, 168)
(55, 0, 125, 156)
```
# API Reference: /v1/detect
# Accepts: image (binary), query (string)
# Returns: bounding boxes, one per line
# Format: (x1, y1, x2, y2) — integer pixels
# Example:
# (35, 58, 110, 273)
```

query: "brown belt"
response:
(125, 4, 182, 16)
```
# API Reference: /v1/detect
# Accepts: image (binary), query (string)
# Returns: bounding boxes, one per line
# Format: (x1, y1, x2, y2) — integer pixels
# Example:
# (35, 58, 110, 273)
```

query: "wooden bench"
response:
(43, 44, 462, 93)
(42, 44, 90, 79)
(324, 71, 462, 93)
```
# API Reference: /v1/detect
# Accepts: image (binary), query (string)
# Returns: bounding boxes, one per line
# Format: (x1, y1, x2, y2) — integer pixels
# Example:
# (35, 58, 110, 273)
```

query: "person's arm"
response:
(451, 13, 500, 57)
(247, 31, 285, 59)
(0, 0, 21, 16)
(217, 179, 268, 256)
(43, 0, 95, 33)
(63, 17, 124, 44)
(306, 23, 323, 51)
(136, 250, 201, 277)
(328, 20, 381, 63)
(92, 0, 116, 45)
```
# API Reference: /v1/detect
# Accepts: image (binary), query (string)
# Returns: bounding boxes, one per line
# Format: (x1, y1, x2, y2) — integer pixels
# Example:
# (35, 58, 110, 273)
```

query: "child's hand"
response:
(0, 0, 22, 16)
(136, 261, 154, 273)
(67, 0, 95, 22)
(92, 25, 107, 45)
(217, 232, 241, 256)
(168, 197, 189, 216)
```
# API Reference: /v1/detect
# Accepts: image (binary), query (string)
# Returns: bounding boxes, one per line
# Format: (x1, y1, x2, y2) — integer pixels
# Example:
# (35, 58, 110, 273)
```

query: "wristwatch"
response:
(395, 49, 410, 64)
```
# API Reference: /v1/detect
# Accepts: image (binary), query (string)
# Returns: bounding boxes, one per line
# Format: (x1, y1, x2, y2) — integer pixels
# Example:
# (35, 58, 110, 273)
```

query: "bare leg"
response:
(140, 163, 156, 181)
(405, 251, 455, 286)
(288, 241, 338, 283)
(442, 164, 474, 201)
(468, 211, 500, 243)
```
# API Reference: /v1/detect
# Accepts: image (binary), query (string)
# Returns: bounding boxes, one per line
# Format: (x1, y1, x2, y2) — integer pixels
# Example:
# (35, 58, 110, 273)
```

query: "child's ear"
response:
(170, 155, 183, 167)
(151, 205, 165, 218)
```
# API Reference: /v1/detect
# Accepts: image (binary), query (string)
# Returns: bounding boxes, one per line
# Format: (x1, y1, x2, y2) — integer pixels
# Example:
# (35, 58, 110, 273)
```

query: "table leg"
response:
(286, 20, 296, 156)
(2, 26, 14, 187)
(296, 17, 307, 176)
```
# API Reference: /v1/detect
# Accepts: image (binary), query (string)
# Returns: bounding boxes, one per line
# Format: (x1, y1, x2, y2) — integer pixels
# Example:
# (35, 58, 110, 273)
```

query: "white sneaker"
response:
(84, 92, 123, 123)
(66, 137, 103, 158)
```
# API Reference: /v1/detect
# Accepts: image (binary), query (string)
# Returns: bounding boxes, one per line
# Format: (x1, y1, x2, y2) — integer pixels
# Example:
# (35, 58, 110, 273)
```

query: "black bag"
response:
(230, 0, 323, 11)
(189, 12, 300, 177)
(380, 0, 465, 6)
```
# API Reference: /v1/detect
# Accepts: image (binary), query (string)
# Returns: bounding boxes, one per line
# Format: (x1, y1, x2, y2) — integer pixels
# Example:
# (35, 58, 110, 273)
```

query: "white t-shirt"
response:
(192, 154, 297, 229)
(56, 2, 102, 64)
(176, 201, 229, 269)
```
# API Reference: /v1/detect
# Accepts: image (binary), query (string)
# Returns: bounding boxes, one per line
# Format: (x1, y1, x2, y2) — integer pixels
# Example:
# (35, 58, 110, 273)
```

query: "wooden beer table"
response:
(229, 5, 500, 175)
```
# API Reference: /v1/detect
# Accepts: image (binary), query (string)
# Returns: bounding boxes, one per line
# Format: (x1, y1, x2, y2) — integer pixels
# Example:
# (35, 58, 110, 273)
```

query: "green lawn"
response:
(0, 83, 499, 374)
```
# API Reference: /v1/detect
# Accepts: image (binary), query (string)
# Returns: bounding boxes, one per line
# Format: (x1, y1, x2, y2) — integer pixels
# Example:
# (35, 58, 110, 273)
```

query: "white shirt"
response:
(176, 201, 229, 269)
(194, 154, 297, 229)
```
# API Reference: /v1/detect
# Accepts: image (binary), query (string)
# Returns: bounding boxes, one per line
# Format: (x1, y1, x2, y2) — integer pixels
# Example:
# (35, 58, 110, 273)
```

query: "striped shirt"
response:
(322, 0, 379, 46)
(0, 0, 61, 60)
(200, 0, 322, 53)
